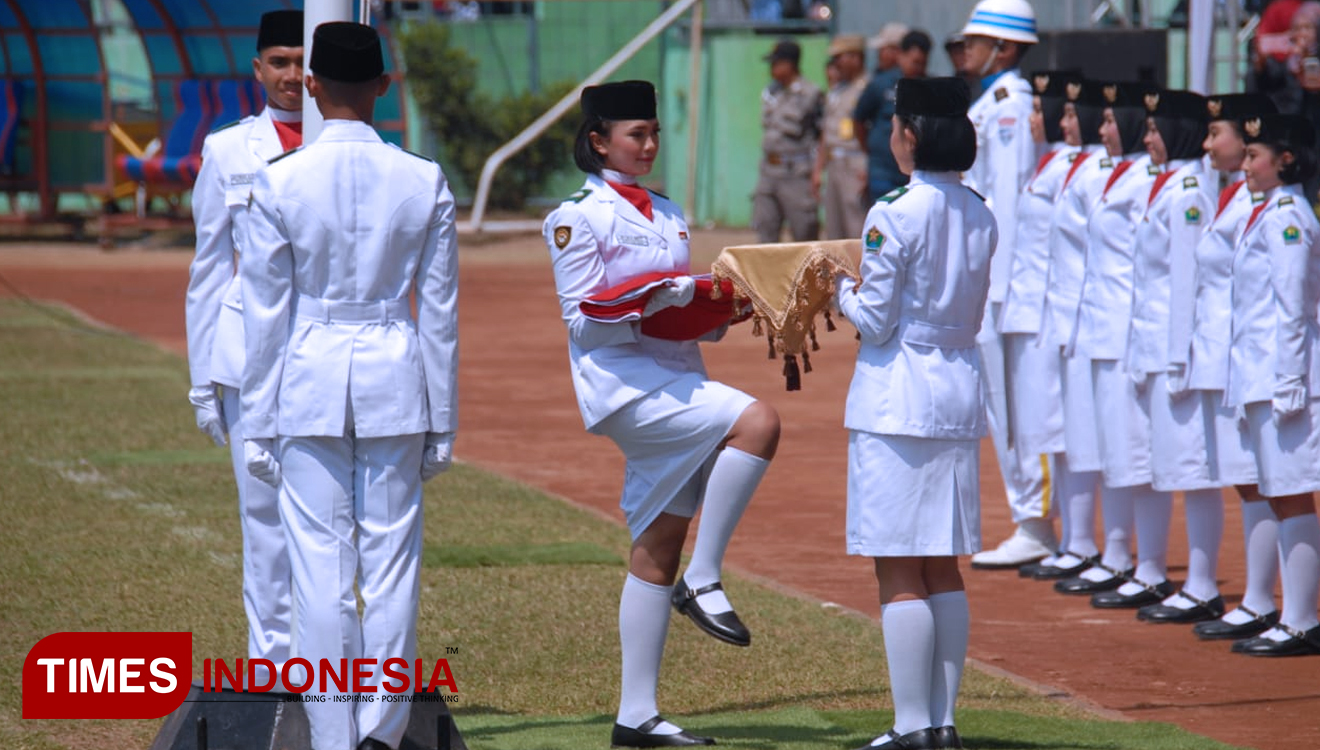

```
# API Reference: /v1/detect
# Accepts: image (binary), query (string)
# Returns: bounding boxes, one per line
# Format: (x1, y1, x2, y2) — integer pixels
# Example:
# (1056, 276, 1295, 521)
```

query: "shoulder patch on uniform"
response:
(1183, 176, 1198, 189)
(266, 146, 302, 165)
(1099, 157, 1114, 169)
(553, 225, 572, 249)
(209, 118, 244, 134)
(393, 144, 436, 163)
(1279, 195, 1295, 207)
(966, 185, 987, 202)
(647, 189, 669, 201)
(568, 188, 593, 204)
(1185, 206, 1201, 224)
(1147, 164, 1161, 175)
(994, 87, 1009, 102)
(1283, 225, 1301, 244)
(876, 186, 909, 204)
(864, 226, 886, 253)
(1068, 152, 1080, 162)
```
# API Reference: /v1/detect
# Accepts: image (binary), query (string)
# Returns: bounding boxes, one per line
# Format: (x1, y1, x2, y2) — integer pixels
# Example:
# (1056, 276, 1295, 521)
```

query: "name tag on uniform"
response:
(229, 173, 255, 187)
(616, 234, 649, 246)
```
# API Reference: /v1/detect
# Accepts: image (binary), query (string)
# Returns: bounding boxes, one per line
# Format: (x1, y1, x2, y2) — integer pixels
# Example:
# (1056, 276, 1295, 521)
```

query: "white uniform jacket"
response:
(1226, 184, 1320, 407)
(1000, 143, 1083, 334)
(964, 68, 1034, 303)
(1163, 157, 1219, 380)
(1037, 146, 1113, 349)
(1183, 176, 1258, 390)
(1071, 153, 1159, 360)
(240, 120, 459, 439)
(543, 174, 703, 430)
(836, 171, 997, 439)
(1126, 158, 1207, 378)
(185, 109, 287, 389)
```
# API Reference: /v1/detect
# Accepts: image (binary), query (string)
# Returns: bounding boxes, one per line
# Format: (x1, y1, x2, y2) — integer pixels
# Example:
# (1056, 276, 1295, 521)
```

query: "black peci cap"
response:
(309, 22, 384, 83)
(1205, 93, 1278, 122)
(764, 40, 802, 64)
(895, 77, 971, 118)
(581, 80, 657, 121)
(1242, 114, 1317, 151)
(257, 10, 303, 52)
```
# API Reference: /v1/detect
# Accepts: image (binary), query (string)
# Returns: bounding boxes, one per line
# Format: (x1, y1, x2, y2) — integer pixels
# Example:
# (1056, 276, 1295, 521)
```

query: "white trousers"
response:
(222, 387, 291, 677)
(979, 303, 1048, 522)
(278, 433, 425, 750)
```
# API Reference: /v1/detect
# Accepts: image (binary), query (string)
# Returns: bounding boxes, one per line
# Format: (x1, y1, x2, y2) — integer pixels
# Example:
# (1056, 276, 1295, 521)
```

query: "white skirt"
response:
(1204, 390, 1257, 486)
(846, 431, 981, 557)
(1006, 333, 1064, 455)
(1062, 353, 1102, 472)
(1244, 400, 1320, 497)
(1093, 360, 1153, 489)
(594, 375, 755, 539)
(1149, 374, 1216, 492)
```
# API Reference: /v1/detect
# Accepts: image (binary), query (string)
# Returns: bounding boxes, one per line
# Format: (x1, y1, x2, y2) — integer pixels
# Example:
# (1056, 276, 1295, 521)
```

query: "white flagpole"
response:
(302, 0, 355, 143)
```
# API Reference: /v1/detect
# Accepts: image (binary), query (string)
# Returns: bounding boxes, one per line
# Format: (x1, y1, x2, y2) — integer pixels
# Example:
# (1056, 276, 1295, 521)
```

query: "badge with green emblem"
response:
(1185, 206, 1201, 224)
(864, 226, 885, 253)
(1283, 225, 1301, 244)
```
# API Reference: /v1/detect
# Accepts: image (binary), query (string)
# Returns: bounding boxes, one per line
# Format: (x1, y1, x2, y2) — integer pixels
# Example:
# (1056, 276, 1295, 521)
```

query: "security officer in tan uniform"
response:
(814, 34, 869, 240)
(753, 39, 824, 243)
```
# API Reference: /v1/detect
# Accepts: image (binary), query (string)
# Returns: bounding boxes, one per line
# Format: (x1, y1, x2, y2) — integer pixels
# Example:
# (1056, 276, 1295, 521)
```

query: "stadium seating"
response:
(212, 78, 264, 130)
(116, 79, 215, 186)
(0, 79, 22, 175)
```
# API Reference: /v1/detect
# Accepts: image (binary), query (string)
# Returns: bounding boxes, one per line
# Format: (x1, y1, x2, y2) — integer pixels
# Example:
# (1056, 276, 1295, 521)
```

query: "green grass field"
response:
(0, 299, 1247, 750)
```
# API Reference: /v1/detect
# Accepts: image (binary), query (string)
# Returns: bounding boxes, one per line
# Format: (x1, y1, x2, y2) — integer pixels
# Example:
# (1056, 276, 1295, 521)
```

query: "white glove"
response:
(1272, 374, 1308, 423)
(188, 385, 227, 447)
(831, 273, 855, 315)
(1166, 364, 1191, 401)
(642, 276, 696, 317)
(245, 438, 281, 488)
(1236, 404, 1250, 432)
(1129, 368, 1149, 395)
(421, 432, 455, 482)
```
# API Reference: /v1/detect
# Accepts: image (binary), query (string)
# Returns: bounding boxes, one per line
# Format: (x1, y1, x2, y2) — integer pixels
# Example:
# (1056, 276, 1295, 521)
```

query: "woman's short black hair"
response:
(573, 115, 611, 174)
(896, 114, 977, 172)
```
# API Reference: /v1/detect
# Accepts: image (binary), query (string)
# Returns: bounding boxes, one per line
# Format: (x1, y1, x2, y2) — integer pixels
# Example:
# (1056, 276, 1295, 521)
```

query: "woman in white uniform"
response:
(835, 77, 995, 750)
(542, 81, 781, 747)
(1223, 114, 1320, 657)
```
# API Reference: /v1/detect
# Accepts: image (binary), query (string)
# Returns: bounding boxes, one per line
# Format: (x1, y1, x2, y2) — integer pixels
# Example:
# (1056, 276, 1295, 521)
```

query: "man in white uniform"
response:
(184, 9, 303, 683)
(957, 0, 1057, 568)
(241, 21, 459, 750)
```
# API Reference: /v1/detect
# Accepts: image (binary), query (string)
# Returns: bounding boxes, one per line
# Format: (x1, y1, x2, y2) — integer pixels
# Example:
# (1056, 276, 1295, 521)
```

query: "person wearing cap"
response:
(1030, 79, 1117, 582)
(814, 34, 869, 240)
(754, 39, 824, 243)
(240, 21, 459, 750)
(1123, 89, 1220, 620)
(183, 8, 304, 687)
(854, 31, 931, 206)
(1222, 113, 1320, 656)
(1176, 94, 1287, 641)
(1055, 81, 1172, 606)
(833, 76, 992, 750)
(996, 71, 1083, 579)
(955, 0, 1055, 571)
(543, 80, 780, 747)
(942, 34, 981, 100)
(869, 22, 909, 74)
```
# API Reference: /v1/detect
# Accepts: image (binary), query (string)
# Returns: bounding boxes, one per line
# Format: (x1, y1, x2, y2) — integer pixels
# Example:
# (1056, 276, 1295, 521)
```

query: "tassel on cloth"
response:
(752, 315, 763, 337)
(783, 354, 801, 391)
(825, 310, 837, 332)
(802, 350, 812, 373)
(767, 332, 776, 360)
(809, 325, 820, 352)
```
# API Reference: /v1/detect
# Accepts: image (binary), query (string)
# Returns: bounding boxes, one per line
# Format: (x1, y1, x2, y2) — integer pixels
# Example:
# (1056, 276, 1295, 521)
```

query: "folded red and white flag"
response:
(579, 271, 737, 341)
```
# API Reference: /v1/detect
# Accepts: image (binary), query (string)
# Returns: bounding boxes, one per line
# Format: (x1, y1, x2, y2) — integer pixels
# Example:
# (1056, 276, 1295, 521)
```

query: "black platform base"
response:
(149, 682, 467, 750)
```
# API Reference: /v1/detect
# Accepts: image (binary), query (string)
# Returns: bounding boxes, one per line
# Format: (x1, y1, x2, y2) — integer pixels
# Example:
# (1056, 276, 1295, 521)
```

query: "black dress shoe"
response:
(1053, 564, 1132, 595)
(672, 578, 750, 647)
(1018, 553, 1062, 578)
(1091, 578, 1176, 609)
(357, 739, 392, 750)
(1233, 624, 1320, 657)
(851, 727, 937, 750)
(611, 716, 715, 747)
(1031, 553, 1100, 580)
(1192, 606, 1279, 640)
(932, 725, 964, 749)
(1137, 592, 1224, 623)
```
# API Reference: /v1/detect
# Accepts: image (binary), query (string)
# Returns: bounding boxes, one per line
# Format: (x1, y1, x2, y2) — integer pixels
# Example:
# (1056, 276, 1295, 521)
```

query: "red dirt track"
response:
(2, 237, 1316, 750)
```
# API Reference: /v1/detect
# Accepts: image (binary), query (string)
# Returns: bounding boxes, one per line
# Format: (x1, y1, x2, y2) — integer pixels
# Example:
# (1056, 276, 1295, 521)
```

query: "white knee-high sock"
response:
(1182, 489, 1224, 602)
(617, 574, 680, 734)
(683, 447, 769, 614)
(1239, 499, 1280, 616)
(1058, 456, 1099, 558)
(1082, 484, 1134, 581)
(928, 591, 969, 729)
(881, 599, 935, 736)
(1277, 514, 1320, 632)
(1132, 485, 1173, 585)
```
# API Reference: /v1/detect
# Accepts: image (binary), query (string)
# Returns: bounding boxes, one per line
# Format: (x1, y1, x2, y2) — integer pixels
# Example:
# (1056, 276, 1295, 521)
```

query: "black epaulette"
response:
(567, 188, 593, 204)
(994, 87, 1009, 102)
(876, 186, 909, 204)
(393, 144, 436, 164)
(209, 119, 244, 135)
(1279, 195, 1295, 207)
(1183, 176, 1198, 189)
(267, 146, 302, 165)
(966, 186, 987, 202)
(647, 188, 669, 201)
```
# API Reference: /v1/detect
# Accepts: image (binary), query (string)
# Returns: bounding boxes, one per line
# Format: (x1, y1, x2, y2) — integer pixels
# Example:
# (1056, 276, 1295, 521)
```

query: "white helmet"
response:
(961, 0, 1038, 44)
